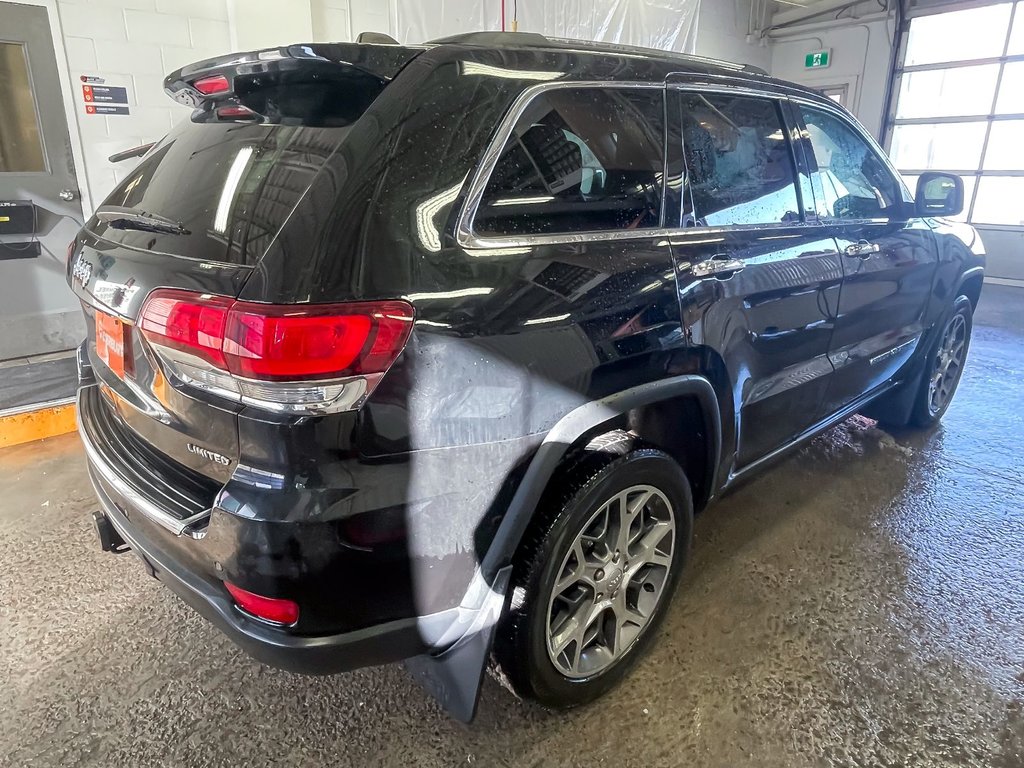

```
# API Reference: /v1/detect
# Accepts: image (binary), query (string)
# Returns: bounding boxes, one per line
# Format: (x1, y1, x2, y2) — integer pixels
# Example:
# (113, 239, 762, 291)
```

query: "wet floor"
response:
(1, 286, 1022, 767)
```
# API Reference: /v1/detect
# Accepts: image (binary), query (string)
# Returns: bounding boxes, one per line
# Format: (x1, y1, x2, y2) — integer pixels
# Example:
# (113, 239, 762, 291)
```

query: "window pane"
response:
(1009, 4, 1024, 54)
(475, 88, 665, 236)
(972, 176, 1024, 225)
(902, 173, 975, 222)
(680, 93, 799, 227)
(0, 42, 46, 173)
(889, 122, 988, 170)
(996, 61, 1024, 113)
(982, 120, 1024, 170)
(800, 106, 900, 220)
(896, 65, 999, 118)
(904, 3, 1013, 65)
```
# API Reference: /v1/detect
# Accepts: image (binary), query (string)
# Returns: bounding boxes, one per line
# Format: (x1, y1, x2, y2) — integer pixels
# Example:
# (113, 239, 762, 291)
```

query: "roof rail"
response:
(427, 31, 773, 76)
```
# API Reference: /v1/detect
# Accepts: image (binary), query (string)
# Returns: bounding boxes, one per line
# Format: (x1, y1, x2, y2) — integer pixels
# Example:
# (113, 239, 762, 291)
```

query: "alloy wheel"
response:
(545, 484, 675, 679)
(928, 312, 967, 416)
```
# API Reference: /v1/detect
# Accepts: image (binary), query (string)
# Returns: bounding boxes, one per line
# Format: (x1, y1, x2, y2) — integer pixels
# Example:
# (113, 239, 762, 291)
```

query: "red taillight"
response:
(216, 105, 256, 120)
(137, 290, 232, 368)
(193, 74, 230, 95)
(224, 582, 299, 625)
(224, 302, 416, 380)
(137, 289, 414, 381)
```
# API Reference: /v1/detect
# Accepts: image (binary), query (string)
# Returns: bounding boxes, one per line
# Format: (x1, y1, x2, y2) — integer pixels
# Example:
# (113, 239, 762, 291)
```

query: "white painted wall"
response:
(976, 229, 1023, 282)
(228, 0, 312, 50)
(56, 0, 232, 203)
(233, 0, 381, 48)
(696, 0, 773, 71)
(769, 11, 894, 138)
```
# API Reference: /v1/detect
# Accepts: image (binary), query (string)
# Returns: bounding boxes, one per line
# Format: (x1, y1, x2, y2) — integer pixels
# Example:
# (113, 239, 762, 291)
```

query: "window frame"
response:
(674, 88, 807, 230)
(458, 81, 830, 249)
(883, 0, 1024, 229)
(458, 81, 670, 248)
(793, 96, 912, 225)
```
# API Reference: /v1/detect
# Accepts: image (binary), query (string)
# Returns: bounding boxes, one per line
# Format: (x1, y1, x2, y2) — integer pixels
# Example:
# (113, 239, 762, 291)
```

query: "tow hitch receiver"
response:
(93, 511, 128, 554)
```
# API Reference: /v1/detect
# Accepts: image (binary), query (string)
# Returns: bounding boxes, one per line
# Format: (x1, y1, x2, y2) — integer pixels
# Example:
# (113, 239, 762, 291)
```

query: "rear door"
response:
(793, 102, 938, 414)
(668, 88, 844, 472)
(0, 2, 86, 359)
(467, 84, 680, 410)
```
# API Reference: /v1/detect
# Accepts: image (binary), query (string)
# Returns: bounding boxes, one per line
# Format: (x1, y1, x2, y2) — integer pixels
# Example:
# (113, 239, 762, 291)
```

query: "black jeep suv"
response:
(69, 32, 984, 720)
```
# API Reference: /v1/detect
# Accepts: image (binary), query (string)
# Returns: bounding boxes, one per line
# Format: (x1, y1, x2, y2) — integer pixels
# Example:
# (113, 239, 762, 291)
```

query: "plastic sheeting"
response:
(392, 0, 700, 54)
(391, 1, 500, 46)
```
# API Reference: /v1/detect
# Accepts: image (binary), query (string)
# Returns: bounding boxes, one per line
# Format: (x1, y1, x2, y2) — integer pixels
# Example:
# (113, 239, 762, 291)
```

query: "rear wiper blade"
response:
(95, 206, 191, 235)
(108, 143, 155, 163)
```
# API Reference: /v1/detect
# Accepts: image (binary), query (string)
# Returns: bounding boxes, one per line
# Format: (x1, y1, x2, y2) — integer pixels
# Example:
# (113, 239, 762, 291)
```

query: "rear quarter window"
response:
(472, 86, 666, 237)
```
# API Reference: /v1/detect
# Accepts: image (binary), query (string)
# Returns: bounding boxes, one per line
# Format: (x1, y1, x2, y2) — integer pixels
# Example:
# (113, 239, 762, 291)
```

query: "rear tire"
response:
(496, 444, 693, 709)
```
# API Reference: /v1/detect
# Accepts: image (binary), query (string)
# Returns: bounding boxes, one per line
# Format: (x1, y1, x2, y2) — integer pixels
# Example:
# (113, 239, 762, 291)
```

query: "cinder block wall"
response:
(57, 0, 231, 201)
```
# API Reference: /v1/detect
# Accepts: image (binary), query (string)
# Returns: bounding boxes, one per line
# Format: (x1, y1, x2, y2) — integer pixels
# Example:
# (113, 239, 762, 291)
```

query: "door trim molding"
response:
(7, 0, 95, 216)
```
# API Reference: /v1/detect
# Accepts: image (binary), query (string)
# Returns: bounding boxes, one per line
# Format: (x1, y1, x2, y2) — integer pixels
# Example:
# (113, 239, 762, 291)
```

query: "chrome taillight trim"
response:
(151, 344, 376, 415)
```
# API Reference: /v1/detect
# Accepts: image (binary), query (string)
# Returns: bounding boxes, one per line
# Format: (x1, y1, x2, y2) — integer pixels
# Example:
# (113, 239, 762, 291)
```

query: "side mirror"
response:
(915, 172, 964, 217)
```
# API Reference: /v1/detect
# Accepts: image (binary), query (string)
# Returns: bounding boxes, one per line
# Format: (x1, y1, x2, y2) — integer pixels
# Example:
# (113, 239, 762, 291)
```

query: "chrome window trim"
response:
(455, 80, 893, 251)
(668, 80, 787, 99)
(456, 80, 666, 250)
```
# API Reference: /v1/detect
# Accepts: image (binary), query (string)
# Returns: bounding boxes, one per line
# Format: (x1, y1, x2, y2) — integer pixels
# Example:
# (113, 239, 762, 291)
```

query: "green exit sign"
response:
(805, 49, 831, 69)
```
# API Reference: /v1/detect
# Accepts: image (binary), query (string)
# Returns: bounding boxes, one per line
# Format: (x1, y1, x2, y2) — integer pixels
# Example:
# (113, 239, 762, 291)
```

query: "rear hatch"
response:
(70, 43, 422, 500)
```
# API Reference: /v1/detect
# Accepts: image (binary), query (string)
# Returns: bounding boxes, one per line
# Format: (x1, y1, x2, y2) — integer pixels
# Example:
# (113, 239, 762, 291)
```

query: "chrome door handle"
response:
(693, 254, 745, 279)
(844, 240, 880, 258)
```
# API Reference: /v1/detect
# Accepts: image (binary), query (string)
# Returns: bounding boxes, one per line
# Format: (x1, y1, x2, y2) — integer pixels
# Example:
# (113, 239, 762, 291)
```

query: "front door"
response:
(794, 102, 938, 414)
(669, 89, 844, 472)
(0, 2, 86, 360)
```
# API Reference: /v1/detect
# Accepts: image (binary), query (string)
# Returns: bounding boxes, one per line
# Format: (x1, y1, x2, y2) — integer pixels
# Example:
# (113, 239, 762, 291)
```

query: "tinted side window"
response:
(474, 87, 665, 237)
(679, 93, 800, 227)
(798, 105, 900, 220)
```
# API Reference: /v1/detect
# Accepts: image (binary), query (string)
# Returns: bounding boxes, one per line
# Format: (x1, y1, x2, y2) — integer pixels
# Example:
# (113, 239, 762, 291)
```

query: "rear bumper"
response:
(88, 463, 457, 674)
(76, 380, 518, 677)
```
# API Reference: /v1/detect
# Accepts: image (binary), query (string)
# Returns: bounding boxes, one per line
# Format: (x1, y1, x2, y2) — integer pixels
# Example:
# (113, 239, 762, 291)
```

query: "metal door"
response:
(0, 2, 85, 360)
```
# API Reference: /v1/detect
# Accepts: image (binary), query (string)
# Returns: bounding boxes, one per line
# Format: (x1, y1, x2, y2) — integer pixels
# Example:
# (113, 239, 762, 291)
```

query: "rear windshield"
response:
(88, 122, 350, 265)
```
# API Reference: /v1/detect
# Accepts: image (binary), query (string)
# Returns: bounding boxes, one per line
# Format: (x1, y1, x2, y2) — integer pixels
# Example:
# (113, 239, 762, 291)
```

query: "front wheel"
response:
(910, 295, 973, 428)
(496, 447, 693, 708)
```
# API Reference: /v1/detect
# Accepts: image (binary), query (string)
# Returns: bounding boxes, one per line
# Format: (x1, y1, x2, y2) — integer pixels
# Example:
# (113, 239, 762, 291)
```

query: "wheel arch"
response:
(481, 374, 722, 581)
(956, 267, 985, 311)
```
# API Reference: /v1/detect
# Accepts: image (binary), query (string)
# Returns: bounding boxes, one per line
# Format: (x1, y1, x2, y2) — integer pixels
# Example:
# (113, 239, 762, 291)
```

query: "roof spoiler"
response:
(355, 31, 400, 44)
(163, 43, 422, 125)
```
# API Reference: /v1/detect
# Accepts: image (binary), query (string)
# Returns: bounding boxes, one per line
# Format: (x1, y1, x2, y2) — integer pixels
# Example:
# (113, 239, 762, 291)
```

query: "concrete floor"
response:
(1, 286, 1022, 768)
